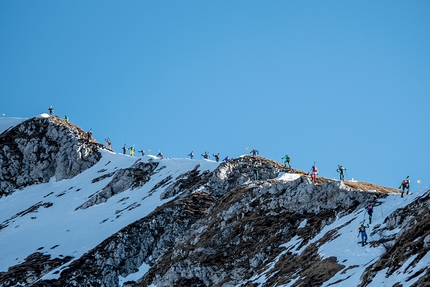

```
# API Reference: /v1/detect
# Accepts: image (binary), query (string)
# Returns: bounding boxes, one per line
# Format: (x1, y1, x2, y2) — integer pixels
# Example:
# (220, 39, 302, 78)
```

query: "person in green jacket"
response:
(337, 165, 346, 180)
(282, 155, 291, 167)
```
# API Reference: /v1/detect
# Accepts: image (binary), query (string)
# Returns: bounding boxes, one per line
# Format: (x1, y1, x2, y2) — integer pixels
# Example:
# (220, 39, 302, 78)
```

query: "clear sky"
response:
(1, 1, 429, 188)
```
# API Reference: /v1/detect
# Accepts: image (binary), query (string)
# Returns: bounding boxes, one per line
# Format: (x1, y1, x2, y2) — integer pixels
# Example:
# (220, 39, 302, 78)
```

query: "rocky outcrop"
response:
(0, 116, 102, 196)
(77, 160, 160, 210)
(0, 253, 72, 287)
(359, 191, 430, 287)
(28, 191, 216, 287)
(136, 171, 382, 287)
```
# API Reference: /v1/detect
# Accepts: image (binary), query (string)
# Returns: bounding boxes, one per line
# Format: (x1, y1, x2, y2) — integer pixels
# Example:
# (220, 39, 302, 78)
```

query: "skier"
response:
(213, 153, 220, 162)
(310, 164, 318, 183)
(128, 146, 135, 156)
(252, 165, 259, 180)
(337, 165, 346, 181)
(358, 223, 369, 246)
(157, 152, 163, 158)
(282, 155, 291, 167)
(122, 144, 127, 155)
(105, 138, 111, 149)
(250, 148, 259, 156)
(188, 151, 194, 159)
(367, 204, 374, 224)
(48, 106, 54, 115)
(223, 156, 230, 162)
(138, 149, 145, 156)
(64, 115, 69, 122)
(400, 177, 410, 198)
(201, 151, 209, 159)
(87, 130, 93, 143)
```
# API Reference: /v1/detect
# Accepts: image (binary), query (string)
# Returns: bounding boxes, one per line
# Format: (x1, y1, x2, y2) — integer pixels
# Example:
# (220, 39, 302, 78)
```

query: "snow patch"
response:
(276, 172, 301, 182)
(118, 262, 151, 285)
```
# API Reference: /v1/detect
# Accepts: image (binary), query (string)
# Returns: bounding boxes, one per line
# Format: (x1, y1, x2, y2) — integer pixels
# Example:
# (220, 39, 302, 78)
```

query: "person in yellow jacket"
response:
(128, 145, 135, 156)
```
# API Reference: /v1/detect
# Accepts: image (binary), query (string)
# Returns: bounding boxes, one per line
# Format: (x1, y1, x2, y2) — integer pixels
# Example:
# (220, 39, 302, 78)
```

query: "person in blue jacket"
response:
(358, 223, 369, 246)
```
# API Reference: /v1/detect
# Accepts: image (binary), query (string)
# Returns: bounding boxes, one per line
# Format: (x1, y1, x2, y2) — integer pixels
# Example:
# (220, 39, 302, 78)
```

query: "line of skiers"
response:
(48, 106, 69, 123)
(76, 129, 415, 198)
(191, 151, 230, 162)
(109, 142, 414, 200)
(43, 112, 333, 184)
(357, 178, 412, 248)
(49, 104, 412, 195)
(357, 203, 375, 246)
(48, 107, 93, 145)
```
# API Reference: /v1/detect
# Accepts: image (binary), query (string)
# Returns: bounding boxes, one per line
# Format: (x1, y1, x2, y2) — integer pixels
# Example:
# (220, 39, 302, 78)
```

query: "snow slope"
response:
(0, 117, 26, 134)
(0, 149, 219, 276)
(248, 187, 430, 287)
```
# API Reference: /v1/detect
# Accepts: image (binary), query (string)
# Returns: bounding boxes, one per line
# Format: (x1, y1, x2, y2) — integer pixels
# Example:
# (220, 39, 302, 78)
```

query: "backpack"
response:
(312, 166, 318, 172)
(402, 180, 407, 185)
(359, 225, 365, 232)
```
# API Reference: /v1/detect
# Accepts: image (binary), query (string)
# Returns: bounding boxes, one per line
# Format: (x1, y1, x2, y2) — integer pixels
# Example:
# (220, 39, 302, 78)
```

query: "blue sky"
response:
(1, 1, 429, 188)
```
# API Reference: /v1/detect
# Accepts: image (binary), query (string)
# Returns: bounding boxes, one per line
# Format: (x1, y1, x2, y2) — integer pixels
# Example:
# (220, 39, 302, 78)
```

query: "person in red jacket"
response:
(310, 164, 318, 183)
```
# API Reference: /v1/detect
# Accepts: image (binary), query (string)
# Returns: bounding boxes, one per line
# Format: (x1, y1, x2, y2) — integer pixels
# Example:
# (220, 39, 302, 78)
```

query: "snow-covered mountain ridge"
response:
(0, 116, 429, 287)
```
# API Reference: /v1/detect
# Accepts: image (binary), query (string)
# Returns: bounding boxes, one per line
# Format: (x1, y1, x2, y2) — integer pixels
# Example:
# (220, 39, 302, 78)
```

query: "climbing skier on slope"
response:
(223, 156, 230, 162)
(337, 165, 346, 181)
(188, 151, 194, 159)
(122, 144, 127, 155)
(400, 177, 410, 198)
(48, 106, 54, 115)
(358, 223, 369, 246)
(213, 153, 220, 162)
(128, 145, 135, 156)
(252, 165, 259, 180)
(250, 148, 259, 156)
(282, 155, 291, 167)
(105, 138, 111, 149)
(367, 204, 374, 224)
(87, 130, 93, 143)
(138, 149, 145, 156)
(309, 164, 318, 183)
(201, 151, 209, 159)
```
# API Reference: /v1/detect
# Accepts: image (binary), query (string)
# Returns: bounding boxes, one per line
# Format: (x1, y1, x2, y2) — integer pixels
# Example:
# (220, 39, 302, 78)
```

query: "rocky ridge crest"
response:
(0, 116, 102, 196)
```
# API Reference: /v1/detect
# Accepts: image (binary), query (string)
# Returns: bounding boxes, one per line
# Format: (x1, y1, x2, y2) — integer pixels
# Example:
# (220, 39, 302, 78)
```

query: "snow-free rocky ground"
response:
(0, 116, 429, 287)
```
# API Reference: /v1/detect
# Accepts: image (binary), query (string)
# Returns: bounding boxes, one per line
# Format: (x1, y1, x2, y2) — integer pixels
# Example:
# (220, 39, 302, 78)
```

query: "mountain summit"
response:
(0, 116, 429, 287)
(0, 115, 101, 196)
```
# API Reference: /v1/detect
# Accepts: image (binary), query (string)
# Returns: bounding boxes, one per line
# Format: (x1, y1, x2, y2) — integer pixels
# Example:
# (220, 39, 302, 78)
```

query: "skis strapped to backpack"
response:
(398, 175, 409, 189)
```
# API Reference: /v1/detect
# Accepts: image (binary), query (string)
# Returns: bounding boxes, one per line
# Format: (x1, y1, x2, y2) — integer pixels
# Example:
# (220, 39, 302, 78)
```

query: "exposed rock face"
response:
(77, 160, 160, 210)
(29, 191, 216, 287)
(0, 252, 72, 287)
(359, 191, 430, 287)
(0, 116, 101, 196)
(135, 173, 380, 287)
